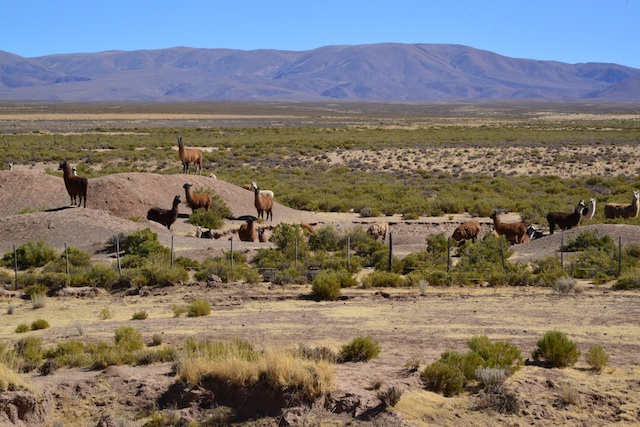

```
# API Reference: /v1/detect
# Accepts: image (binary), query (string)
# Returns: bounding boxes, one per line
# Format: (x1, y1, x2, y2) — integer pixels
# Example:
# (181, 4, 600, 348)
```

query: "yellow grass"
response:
(176, 340, 334, 399)
(0, 361, 29, 391)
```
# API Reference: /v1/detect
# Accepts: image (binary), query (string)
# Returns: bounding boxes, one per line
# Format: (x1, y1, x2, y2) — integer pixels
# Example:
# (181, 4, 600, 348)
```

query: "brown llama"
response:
(183, 183, 211, 212)
(253, 185, 273, 221)
(177, 137, 203, 175)
(58, 161, 88, 208)
(604, 191, 639, 219)
(452, 220, 482, 244)
(238, 216, 258, 242)
(147, 195, 181, 230)
(490, 211, 527, 244)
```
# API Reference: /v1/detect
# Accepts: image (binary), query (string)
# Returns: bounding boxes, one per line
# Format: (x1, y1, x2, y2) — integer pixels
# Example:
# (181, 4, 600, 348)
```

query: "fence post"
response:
(13, 245, 18, 289)
(447, 237, 451, 273)
(388, 232, 393, 272)
(560, 237, 564, 270)
(171, 235, 174, 268)
(65, 243, 69, 275)
(295, 237, 298, 269)
(116, 237, 122, 278)
(618, 236, 622, 277)
(500, 238, 505, 273)
(229, 237, 234, 269)
(347, 236, 351, 271)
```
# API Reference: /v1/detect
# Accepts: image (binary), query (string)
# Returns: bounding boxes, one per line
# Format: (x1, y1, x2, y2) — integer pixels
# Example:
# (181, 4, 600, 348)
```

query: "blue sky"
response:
(2, 1, 639, 68)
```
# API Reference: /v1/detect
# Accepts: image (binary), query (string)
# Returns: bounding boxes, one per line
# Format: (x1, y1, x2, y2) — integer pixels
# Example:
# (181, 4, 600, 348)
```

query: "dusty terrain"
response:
(1, 102, 640, 426)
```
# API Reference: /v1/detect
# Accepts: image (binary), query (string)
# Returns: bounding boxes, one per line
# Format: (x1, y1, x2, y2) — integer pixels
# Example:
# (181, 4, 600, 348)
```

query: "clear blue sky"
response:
(2, 1, 639, 68)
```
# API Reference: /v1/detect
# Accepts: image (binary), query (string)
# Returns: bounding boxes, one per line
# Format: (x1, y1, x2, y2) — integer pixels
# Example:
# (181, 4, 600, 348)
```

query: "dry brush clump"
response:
(175, 338, 333, 400)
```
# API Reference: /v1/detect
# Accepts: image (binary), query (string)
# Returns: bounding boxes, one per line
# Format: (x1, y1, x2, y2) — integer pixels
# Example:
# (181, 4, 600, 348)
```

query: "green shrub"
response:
(585, 345, 609, 372)
(532, 330, 580, 368)
(361, 271, 403, 288)
(188, 208, 225, 230)
(98, 308, 114, 320)
(195, 256, 260, 284)
(2, 240, 57, 270)
(23, 283, 47, 298)
(30, 319, 50, 330)
(15, 336, 44, 367)
(612, 270, 640, 290)
(311, 270, 342, 301)
(187, 299, 211, 317)
(172, 305, 187, 317)
(132, 310, 148, 320)
(83, 264, 119, 289)
(42, 247, 91, 273)
(531, 256, 568, 287)
(308, 225, 342, 251)
(338, 336, 381, 362)
(15, 323, 30, 333)
(422, 360, 466, 396)
(114, 326, 144, 352)
(467, 335, 523, 374)
(563, 230, 615, 252)
(425, 270, 452, 287)
(132, 253, 189, 287)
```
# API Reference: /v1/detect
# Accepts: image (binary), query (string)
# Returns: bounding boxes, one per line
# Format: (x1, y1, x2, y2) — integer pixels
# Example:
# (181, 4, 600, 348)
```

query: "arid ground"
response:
(1, 102, 640, 427)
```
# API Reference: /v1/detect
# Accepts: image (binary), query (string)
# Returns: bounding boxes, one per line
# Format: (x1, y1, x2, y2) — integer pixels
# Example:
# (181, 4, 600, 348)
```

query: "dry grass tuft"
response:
(0, 361, 30, 391)
(176, 339, 333, 399)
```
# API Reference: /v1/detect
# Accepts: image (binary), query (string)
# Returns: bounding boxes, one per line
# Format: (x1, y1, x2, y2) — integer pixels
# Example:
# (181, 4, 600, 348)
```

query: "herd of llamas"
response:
(47, 137, 640, 246)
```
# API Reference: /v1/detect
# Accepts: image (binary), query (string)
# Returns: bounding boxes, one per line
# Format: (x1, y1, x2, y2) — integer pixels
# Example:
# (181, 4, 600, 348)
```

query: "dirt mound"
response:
(0, 171, 68, 217)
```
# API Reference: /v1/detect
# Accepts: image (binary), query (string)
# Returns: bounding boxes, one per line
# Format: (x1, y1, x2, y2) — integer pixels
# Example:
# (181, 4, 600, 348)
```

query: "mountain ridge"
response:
(1, 43, 639, 101)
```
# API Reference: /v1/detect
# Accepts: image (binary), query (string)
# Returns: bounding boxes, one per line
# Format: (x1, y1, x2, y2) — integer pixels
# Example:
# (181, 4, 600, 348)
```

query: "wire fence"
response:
(6, 232, 633, 287)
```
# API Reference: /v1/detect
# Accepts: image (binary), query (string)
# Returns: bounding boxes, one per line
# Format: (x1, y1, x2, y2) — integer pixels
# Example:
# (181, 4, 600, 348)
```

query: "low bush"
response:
(15, 323, 30, 333)
(311, 270, 342, 301)
(532, 330, 580, 368)
(585, 345, 609, 372)
(132, 310, 148, 320)
(422, 359, 466, 396)
(187, 299, 211, 317)
(476, 384, 520, 414)
(99, 308, 114, 320)
(2, 240, 57, 270)
(114, 326, 144, 352)
(377, 386, 403, 408)
(338, 336, 381, 362)
(361, 271, 403, 288)
(553, 277, 578, 294)
(30, 319, 49, 330)
(612, 270, 640, 290)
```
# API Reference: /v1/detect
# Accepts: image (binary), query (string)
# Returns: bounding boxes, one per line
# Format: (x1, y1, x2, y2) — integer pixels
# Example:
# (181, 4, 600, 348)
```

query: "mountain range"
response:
(1, 43, 640, 101)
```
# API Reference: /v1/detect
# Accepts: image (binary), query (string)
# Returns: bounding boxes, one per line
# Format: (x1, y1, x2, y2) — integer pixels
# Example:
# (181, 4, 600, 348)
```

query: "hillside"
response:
(1, 44, 640, 101)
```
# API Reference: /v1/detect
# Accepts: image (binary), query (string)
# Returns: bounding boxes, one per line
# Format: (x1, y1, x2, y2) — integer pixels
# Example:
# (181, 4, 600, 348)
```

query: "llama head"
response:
(183, 183, 192, 190)
(634, 190, 639, 200)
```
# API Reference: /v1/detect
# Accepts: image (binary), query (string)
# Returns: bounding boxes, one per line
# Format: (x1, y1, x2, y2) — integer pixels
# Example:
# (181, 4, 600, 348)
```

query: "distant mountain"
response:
(1, 43, 640, 101)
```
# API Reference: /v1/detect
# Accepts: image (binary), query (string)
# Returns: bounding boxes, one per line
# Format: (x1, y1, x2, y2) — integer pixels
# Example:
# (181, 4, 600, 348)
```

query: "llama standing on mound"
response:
(58, 161, 88, 208)
(604, 191, 639, 219)
(177, 137, 203, 175)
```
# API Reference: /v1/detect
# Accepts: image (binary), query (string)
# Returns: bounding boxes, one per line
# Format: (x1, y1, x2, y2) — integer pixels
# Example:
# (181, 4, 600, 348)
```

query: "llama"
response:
(147, 195, 181, 230)
(452, 220, 481, 244)
(582, 198, 596, 220)
(258, 228, 270, 242)
(58, 161, 88, 208)
(183, 183, 212, 211)
(253, 184, 273, 221)
(367, 222, 389, 243)
(604, 191, 639, 219)
(177, 137, 203, 175)
(251, 181, 274, 198)
(489, 211, 527, 244)
(547, 200, 586, 234)
(238, 217, 258, 242)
